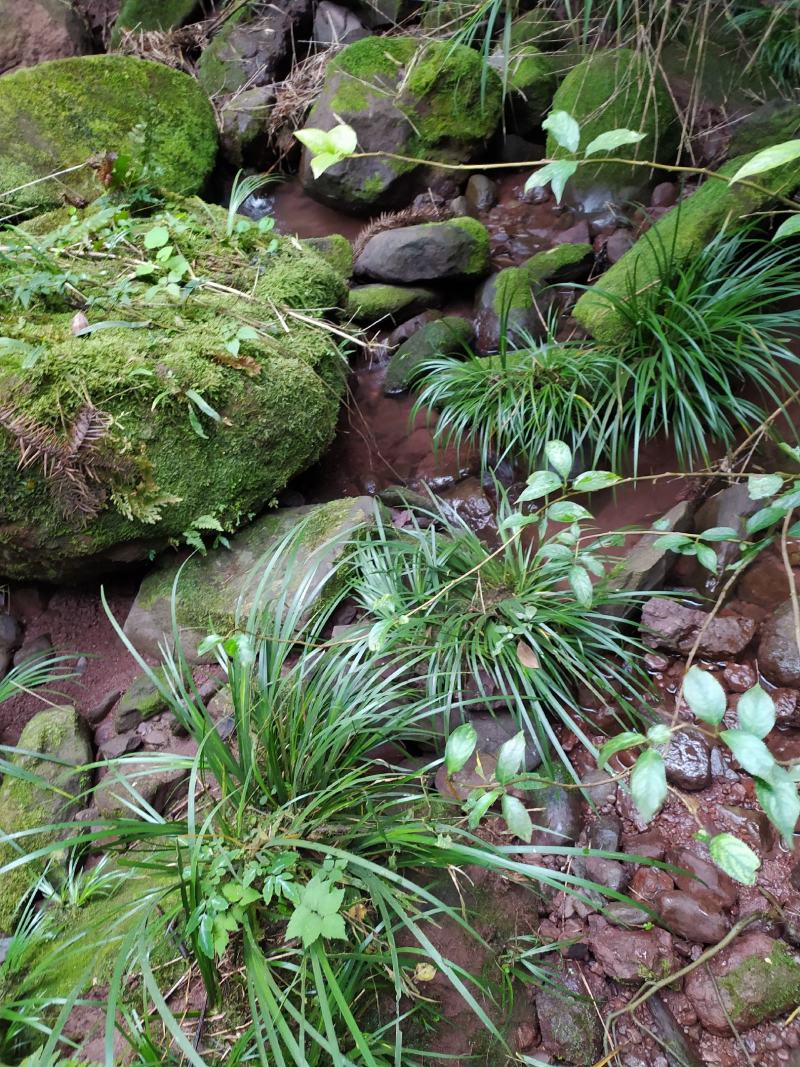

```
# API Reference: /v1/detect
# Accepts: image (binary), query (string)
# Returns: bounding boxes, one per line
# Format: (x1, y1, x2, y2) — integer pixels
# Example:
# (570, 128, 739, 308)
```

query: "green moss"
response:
(303, 234, 355, 279)
(718, 941, 800, 1027)
(492, 266, 533, 314)
(346, 283, 439, 323)
(505, 47, 559, 134)
(548, 48, 678, 205)
(0, 708, 90, 931)
(0, 197, 347, 580)
(729, 101, 800, 157)
(329, 36, 417, 113)
(112, 0, 197, 43)
(0, 56, 217, 216)
(509, 9, 566, 49)
(384, 316, 473, 393)
(573, 151, 800, 344)
(448, 216, 491, 275)
(523, 242, 593, 285)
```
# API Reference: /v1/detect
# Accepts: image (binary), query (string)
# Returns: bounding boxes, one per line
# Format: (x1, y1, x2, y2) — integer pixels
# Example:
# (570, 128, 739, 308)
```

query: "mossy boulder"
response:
(0, 197, 348, 581)
(0, 56, 217, 217)
(301, 36, 502, 214)
(123, 497, 375, 660)
(384, 316, 474, 395)
(355, 217, 491, 282)
(502, 46, 560, 139)
(0, 706, 91, 933)
(346, 283, 441, 325)
(573, 150, 800, 344)
(112, 0, 198, 43)
(305, 233, 355, 278)
(547, 48, 679, 211)
(729, 100, 800, 157)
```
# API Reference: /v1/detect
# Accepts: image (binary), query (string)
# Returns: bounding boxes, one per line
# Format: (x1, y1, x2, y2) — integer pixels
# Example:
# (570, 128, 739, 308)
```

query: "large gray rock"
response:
(124, 498, 375, 661)
(384, 316, 474, 395)
(684, 483, 761, 597)
(758, 600, 800, 687)
(0, 707, 91, 932)
(0, 0, 92, 75)
(641, 598, 756, 657)
(313, 1, 369, 46)
(356, 219, 490, 283)
(301, 36, 501, 214)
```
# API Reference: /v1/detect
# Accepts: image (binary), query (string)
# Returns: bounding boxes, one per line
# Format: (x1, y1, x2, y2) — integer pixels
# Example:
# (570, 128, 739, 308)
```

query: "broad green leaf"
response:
(683, 666, 726, 724)
(720, 729, 776, 779)
(708, 833, 760, 886)
(700, 526, 738, 542)
(755, 766, 800, 848)
(467, 788, 502, 828)
(445, 722, 477, 774)
(499, 513, 539, 532)
(547, 501, 592, 523)
(545, 440, 573, 478)
(198, 913, 214, 958)
(737, 685, 775, 739)
(196, 633, 224, 656)
(774, 214, 800, 241)
(653, 532, 692, 551)
(144, 225, 169, 249)
(185, 389, 221, 421)
(496, 731, 526, 783)
(745, 505, 786, 535)
(571, 470, 621, 492)
(646, 723, 672, 746)
(293, 127, 334, 154)
(517, 469, 563, 502)
(309, 151, 343, 179)
(747, 473, 784, 500)
(542, 110, 581, 153)
(694, 543, 718, 573)
(583, 128, 646, 157)
(597, 731, 646, 769)
(501, 794, 533, 842)
(524, 160, 578, 204)
(568, 565, 593, 607)
(630, 749, 667, 823)
(320, 913, 347, 940)
(328, 123, 358, 155)
(729, 140, 800, 184)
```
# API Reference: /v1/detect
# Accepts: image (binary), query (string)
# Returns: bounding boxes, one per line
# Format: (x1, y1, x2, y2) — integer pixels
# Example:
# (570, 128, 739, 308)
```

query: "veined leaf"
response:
(545, 440, 573, 478)
(501, 794, 533, 842)
(737, 685, 775, 739)
(747, 473, 783, 500)
(524, 160, 578, 204)
(708, 833, 760, 886)
(518, 469, 563, 502)
(445, 722, 477, 774)
(774, 214, 800, 241)
(683, 666, 726, 724)
(630, 749, 667, 823)
(496, 731, 526, 783)
(571, 470, 621, 492)
(720, 729, 776, 779)
(729, 140, 800, 184)
(583, 128, 645, 157)
(542, 110, 581, 153)
(597, 731, 646, 769)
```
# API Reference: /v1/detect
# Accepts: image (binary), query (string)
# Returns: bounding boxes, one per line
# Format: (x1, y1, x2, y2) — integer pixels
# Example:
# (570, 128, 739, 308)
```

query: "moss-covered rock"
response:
(573, 151, 800, 344)
(419, 0, 476, 31)
(124, 497, 375, 660)
(0, 56, 217, 217)
(355, 217, 491, 282)
(346, 283, 441, 324)
(302, 36, 502, 214)
(0, 196, 348, 581)
(305, 234, 355, 279)
(115, 669, 169, 731)
(0, 707, 91, 933)
(729, 100, 800, 157)
(502, 46, 560, 139)
(547, 48, 679, 211)
(508, 9, 569, 50)
(112, 0, 198, 43)
(384, 316, 474, 395)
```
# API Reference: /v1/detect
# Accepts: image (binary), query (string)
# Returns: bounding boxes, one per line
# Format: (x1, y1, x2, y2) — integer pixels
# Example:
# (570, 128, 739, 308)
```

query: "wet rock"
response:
(0, 56, 218, 217)
(115, 670, 169, 732)
(606, 501, 694, 611)
(684, 933, 800, 1034)
(536, 964, 603, 1065)
(97, 730, 143, 760)
(13, 633, 53, 668)
(669, 846, 738, 908)
(313, 1, 369, 46)
(723, 662, 757, 692)
(0, 0, 92, 75)
(581, 767, 616, 807)
(218, 85, 275, 167)
(113, 0, 197, 39)
(774, 687, 800, 728)
(124, 499, 375, 662)
(384, 311, 443, 350)
(588, 916, 674, 983)
(648, 994, 704, 1067)
(468, 711, 541, 770)
(355, 218, 491, 283)
(438, 478, 498, 537)
(641, 597, 756, 657)
(606, 902, 651, 927)
(301, 37, 501, 214)
(345, 284, 442, 326)
(685, 483, 762, 597)
(664, 727, 712, 791)
(384, 317, 474, 395)
(658, 890, 729, 944)
(621, 830, 666, 860)
(198, 0, 312, 95)
(530, 780, 582, 846)
(737, 548, 800, 609)
(650, 182, 679, 209)
(435, 752, 497, 804)
(759, 600, 800, 687)
(630, 866, 675, 905)
(465, 174, 498, 214)
(717, 804, 777, 852)
(0, 707, 91, 931)
(604, 228, 635, 263)
(448, 194, 469, 216)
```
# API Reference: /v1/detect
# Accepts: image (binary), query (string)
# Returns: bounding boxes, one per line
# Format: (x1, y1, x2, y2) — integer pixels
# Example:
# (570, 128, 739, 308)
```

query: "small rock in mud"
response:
(669, 846, 738, 908)
(604, 228, 634, 263)
(630, 866, 675, 905)
(530, 781, 582, 846)
(641, 597, 756, 656)
(465, 173, 497, 213)
(684, 932, 800, 1034)
(12, 632, 52, 668)
(588, 916, 674, 983)
(650, 182, 679, 208)
(737, 548, 800, 609)
(0, 613, 22, 654)
(770, 687, 800, 728)
(723, 662, 757, 692)
(658, 890, 730, 944)
(664, 727, 712, 791)
(581, 767, 617, 807)
(759, 600, 800, 687)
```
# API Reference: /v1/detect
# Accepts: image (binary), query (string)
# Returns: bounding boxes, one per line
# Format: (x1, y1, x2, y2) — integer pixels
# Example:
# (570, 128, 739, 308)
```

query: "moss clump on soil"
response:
(0, 707, 91, 932)
(0, 196, 347, 580)
(345, 284, 439, 323)
(573, 151, 800, 344)
(111, 0, 197, 42)
(547, 48, 678, 204)
(0, 56, 217, 217)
